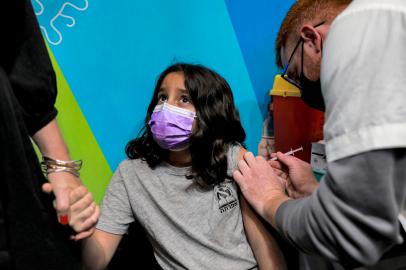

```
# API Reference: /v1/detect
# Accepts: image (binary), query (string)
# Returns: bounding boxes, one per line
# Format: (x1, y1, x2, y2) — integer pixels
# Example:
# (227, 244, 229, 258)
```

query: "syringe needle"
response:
(269, 146, 303, 161)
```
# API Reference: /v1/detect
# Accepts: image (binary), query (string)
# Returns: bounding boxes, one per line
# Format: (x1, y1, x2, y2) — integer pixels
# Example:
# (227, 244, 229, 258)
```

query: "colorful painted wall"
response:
(33, 0, 295, 202)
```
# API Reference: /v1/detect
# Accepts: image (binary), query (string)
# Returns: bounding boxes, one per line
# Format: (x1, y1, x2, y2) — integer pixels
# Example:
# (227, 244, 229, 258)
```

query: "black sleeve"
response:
(275, 149, 406, 267)
(1, 0, 58, 136)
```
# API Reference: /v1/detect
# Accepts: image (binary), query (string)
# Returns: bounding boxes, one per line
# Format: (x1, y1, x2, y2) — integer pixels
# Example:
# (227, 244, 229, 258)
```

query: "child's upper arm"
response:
(235, 148, 287, 270)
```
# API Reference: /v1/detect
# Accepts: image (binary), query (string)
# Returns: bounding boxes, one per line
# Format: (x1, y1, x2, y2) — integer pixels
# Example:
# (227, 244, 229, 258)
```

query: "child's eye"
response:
(158, 94, 167, 102)
(180, 95, 190, 103)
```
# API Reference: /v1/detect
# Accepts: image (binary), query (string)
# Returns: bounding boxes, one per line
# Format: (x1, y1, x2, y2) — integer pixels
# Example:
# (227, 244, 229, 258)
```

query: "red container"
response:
(270, 75, 324, 162)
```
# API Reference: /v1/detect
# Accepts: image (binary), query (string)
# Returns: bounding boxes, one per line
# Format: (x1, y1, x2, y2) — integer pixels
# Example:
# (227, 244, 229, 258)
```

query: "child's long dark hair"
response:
(126, 63, 246, 186)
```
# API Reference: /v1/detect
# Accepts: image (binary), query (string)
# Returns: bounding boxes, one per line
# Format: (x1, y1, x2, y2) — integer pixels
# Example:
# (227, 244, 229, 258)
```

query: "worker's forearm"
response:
(275, 150, 406, 266)
(262, 193, 291, 228)
(32, 119, 70, 160)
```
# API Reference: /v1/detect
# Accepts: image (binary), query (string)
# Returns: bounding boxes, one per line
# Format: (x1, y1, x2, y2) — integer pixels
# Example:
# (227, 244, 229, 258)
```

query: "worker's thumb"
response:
(42, 183, 53, 194)
(275, 151, 299, 170)
(54, 188, 70, 225)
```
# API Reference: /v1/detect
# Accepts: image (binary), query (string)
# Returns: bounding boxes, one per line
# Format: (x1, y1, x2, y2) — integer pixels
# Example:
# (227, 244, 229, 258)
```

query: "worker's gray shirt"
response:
(97, 144, 258, 270)
(276, 149, 406, 268)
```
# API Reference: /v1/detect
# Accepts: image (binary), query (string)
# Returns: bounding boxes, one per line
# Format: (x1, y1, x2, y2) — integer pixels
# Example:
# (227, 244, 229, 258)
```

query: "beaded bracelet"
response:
(41, 156, 83, 177)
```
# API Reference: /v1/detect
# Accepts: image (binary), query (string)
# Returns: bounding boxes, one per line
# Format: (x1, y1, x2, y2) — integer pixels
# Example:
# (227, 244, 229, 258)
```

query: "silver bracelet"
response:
(41, 156, 83, 177)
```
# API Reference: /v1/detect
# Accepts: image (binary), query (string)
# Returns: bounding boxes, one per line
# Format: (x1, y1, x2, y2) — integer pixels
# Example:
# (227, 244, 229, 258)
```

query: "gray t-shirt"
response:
(97, 144, 258, 270)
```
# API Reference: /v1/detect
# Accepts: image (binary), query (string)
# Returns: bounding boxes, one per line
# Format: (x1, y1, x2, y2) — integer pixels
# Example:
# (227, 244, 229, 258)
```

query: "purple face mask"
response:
(148, 103, 196, 151)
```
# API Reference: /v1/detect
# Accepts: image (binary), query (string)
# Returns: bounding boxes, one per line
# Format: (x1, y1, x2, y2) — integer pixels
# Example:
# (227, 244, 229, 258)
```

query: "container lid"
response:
(269, 74, 301, 97)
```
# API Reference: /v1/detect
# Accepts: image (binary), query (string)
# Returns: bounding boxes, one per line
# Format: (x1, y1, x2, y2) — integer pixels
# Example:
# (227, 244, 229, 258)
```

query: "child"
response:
(74, 63, 287, 270)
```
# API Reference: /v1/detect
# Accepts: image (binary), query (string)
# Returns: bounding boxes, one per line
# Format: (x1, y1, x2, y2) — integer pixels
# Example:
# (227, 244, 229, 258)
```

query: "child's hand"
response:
(68, 185, 100, 241)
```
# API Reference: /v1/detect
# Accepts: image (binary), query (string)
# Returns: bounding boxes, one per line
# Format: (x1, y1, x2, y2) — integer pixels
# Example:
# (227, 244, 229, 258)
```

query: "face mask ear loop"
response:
(320, 36, 323, 54)
(282, 37, 302, 76)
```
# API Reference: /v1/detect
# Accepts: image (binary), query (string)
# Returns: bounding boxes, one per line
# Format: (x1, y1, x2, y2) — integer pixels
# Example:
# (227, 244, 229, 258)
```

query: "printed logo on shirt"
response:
(214, 183, 237, 213)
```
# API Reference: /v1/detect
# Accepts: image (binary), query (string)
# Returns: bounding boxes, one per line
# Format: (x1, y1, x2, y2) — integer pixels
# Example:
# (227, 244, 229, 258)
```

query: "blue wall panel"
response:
(33, 0, 293, 171)
(225, 0, 295, 117)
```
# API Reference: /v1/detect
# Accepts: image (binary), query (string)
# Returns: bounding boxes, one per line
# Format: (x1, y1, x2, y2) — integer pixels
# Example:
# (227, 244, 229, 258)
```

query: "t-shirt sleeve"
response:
(227, 143, 242, 176)
(275, 149, 406, 267)
(321, 3, 406, 162)
(2, 1, 58, 136)
(97, 162, 135, 235)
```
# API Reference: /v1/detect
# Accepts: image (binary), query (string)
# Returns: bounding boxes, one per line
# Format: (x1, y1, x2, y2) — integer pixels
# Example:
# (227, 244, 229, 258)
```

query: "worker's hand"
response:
(42, 175, 99, 240)
(258, 138, 276, 161)
(43, 172, 81, 225)
(269, 152, 319, 199)
(258, 138, 270, 160)
(233, 152, 290, 227)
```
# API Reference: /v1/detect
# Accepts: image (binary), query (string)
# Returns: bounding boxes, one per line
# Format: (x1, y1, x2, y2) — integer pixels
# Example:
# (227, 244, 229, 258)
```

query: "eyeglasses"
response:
(281, 21, 325, 89)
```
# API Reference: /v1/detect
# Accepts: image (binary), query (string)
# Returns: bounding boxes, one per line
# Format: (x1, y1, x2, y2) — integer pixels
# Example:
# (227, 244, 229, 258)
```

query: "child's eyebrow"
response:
(178, 88, 188, 94)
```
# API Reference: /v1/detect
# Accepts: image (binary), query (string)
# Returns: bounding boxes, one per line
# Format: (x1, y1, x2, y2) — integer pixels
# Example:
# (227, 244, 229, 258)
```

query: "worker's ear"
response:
(300, 24, 323, 56)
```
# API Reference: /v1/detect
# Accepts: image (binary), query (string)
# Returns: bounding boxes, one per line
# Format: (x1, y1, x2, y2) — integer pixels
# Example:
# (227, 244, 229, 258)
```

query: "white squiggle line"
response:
(34, 0, 44, 15)
(40, 25, 61, 46)
(59, 0, 89, 13)
(59, 13, 76, 27)
(41, 0, 89, 46)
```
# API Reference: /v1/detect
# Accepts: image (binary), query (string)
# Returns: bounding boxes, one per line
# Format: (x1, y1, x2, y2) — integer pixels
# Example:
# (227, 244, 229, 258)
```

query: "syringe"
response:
(270, 146, 304, 161)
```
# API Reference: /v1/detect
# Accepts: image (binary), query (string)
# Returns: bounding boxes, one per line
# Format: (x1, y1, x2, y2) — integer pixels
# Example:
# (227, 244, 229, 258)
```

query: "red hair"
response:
(275, 0, 351, 68)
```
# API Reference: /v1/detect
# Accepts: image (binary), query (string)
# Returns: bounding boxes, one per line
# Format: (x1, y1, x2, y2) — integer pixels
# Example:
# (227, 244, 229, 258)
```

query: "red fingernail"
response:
(59, 215, 69, 225)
